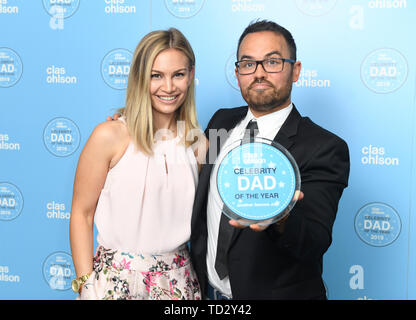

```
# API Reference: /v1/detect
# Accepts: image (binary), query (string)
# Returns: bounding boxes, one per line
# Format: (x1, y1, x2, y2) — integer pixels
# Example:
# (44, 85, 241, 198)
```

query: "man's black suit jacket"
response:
(190, 105, 350, 299)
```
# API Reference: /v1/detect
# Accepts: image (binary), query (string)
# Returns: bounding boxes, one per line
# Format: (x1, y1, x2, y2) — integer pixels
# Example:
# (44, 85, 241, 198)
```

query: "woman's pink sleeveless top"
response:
(94, 121, 198, 254)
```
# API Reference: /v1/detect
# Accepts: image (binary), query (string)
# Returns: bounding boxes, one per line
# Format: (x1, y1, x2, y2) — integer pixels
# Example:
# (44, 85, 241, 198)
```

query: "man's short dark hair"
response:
(237, 19, 297, 61)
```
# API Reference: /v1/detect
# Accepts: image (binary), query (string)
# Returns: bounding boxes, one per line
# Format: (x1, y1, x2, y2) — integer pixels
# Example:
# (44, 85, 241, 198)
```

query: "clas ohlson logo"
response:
(101, 48, 132, 90)
(104, 0, 137, 14)
(43, 117, 81, 157)
(231, 0, 265, 12)
(361, 48, 408, 94)
(368, 0, 407, 9)
(295, 68, 331, 88)
(0, 48, 23, 88)
(354, 202, 401, 247)
(0, 182, 24, 221)
(0, 1, 19, 14)
(0, 133, 21, 151)
(42, 252, 75, 291)
(164, 0, 205, 18)
(295, 0, 338, 16)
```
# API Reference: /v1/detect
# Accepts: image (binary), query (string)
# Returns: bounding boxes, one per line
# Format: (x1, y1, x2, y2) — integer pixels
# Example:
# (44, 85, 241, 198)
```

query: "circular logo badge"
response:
(42, 252, 75, 291)
(216, 140, 299, 221)
(361, 48, 408, 94)
(354, 202, 401, 247)
(43, 117, 81, 157)
(0, 48, 23, 88)
(295, 0, 337, 16)
(42, 0, 80, 18)
(225, 53, 239, 91)
(0, 182, 24, 221)
(164, 0, 205, 18)
(101, 48, 132, 90)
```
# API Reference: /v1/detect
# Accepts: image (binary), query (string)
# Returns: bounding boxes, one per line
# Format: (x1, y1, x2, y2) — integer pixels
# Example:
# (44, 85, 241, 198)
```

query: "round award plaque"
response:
(213, 137, 301, 226)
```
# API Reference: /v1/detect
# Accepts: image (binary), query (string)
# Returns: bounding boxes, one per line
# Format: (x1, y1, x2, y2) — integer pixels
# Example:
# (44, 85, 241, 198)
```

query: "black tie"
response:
(214, 119, 258, 280)
(243, 119, 258, 143)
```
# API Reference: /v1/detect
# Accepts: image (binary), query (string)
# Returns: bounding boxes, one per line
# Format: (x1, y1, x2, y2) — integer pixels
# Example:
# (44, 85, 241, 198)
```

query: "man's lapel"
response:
(272, 104, 301, 150)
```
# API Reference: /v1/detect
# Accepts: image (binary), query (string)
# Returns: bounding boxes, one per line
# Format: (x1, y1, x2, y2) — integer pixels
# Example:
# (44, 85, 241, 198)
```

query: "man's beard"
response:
(242, 79, 292, 112)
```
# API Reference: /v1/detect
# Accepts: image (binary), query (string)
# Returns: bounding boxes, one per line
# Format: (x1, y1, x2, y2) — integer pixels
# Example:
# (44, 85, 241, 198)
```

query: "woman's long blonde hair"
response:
(122, 28, 199, 155)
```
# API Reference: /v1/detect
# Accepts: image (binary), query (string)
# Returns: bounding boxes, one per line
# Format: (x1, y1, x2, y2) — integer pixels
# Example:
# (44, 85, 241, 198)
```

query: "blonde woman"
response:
(69, 28, 206, 300)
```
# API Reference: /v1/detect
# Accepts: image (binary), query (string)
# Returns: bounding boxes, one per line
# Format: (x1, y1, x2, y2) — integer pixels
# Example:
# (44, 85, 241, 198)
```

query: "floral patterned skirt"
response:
(78, 244, 201, 300)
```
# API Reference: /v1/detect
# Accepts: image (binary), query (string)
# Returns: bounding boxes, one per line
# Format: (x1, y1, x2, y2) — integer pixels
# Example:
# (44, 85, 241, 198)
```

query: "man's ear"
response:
(235, 67, 241, 88)
(292, 61, 301, 83)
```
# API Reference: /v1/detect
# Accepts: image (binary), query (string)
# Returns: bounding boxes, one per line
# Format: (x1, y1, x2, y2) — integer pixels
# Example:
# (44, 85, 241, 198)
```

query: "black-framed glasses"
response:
(235, 57, 295, 75)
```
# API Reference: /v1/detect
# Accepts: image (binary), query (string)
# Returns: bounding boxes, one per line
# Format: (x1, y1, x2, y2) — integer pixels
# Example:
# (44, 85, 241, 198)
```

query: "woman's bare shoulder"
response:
(91, 119, 129, 144)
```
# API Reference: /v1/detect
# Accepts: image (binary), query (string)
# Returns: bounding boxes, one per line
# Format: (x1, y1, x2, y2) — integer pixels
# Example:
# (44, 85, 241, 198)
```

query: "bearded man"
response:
(190, 19, 350, 300)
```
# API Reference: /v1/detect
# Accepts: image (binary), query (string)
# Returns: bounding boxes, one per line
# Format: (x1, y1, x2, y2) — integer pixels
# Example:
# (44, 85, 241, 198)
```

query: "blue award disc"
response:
(214, 137, 300, 225)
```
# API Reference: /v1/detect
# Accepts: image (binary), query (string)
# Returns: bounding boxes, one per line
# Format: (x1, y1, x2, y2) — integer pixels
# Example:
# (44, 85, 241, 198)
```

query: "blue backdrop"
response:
(1, 0, 415, 300)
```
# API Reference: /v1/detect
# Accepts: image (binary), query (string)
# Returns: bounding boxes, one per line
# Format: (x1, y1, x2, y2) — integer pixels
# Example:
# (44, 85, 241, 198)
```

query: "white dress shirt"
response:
(206, 103, 293, 296)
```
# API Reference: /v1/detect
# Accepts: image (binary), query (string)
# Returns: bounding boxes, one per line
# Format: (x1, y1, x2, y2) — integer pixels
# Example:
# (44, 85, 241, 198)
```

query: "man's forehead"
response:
(238, 31, 288, 58)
